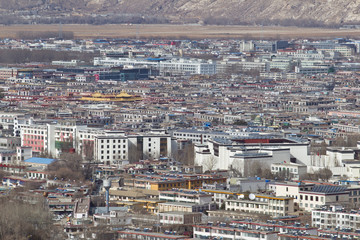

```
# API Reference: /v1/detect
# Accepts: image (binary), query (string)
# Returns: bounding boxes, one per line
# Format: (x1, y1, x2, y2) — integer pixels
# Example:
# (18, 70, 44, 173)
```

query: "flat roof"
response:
(24, 157, 56, 165)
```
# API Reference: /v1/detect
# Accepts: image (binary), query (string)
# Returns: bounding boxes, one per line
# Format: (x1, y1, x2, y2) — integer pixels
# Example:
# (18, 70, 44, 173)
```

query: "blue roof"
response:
(146, 58, 166, 61)
(24, 157, 56, 165)
(311, 185, 346, 193)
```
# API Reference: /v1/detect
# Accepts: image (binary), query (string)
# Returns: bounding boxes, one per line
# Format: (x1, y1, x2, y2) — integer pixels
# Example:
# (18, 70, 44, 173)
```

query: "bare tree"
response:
(47, 152, 87, 181)
(0, 196, 65, 239)
(301, 168, 333, 182)
(128, 144, 143, 163)
(83, 140, 94, 161)
(175, 143, 195, 165)
(230, 160, 243, 177)
(247, 161, 273, 179)
(317, 168, 333, 182)
(204, 156, 218, 171)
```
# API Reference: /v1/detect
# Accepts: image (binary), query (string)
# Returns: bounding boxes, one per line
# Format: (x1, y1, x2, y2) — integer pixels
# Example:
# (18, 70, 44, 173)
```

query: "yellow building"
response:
(80, 91, 142, 102)
(149, 177, 227, 191)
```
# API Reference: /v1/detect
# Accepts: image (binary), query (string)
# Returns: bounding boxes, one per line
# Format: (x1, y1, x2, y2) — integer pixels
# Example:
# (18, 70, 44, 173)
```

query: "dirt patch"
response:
(1, 24, 360, 40)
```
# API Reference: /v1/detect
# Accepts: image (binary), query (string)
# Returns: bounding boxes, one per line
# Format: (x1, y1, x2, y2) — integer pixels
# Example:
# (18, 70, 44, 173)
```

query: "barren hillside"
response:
(1, 0, 360, 26)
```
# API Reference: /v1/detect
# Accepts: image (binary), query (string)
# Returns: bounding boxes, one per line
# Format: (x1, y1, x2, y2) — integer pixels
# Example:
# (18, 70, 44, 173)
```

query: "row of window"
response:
(100, 145, 126, 149)
(22, 129, 45, 134)
(100, 139, 126, 144)
(23, 135, 44, 140)
(300, 195, 325, 202)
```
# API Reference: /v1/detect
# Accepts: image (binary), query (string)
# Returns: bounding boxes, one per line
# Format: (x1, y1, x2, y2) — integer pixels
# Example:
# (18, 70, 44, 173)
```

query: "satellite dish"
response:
(239, 194, 245, 199)
(249, 193, 256, 200)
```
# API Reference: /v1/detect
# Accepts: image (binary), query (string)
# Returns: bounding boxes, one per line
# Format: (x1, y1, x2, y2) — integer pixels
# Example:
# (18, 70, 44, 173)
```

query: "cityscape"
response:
(3, 14, 360, 240)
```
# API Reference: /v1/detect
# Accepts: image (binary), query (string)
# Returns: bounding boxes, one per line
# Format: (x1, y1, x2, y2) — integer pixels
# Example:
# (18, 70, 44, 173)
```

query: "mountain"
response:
(1, 0, 359, 26)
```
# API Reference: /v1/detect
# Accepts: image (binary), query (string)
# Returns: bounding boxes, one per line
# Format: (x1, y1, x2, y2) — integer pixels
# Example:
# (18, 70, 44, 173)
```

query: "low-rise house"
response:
(159, 211, 202, 225)
(158, 202, 216, 213)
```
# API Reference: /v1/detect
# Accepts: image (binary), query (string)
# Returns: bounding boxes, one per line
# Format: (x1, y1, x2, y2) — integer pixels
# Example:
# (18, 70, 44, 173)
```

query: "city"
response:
(2, 35, 360, 240)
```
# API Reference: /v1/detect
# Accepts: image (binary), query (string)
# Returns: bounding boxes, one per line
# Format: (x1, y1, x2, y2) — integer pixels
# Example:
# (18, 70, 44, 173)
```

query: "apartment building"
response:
(128, 130, 172, 161)
(312, 205, 360, 231)
(0, 149, 17, 164)
(0, 67, 18, 80)
(20, 123, 48, 154)
(172, 128, 230, 144)
(159, 211, 202, 225)
(118, 230, 189, 240)
(158, 201, 216, 213)
(94, 131, 128, 165)
(271, 163, 307, 180)
(195, 137, 311, 172)
(269, 182, 350, 212)
(94, 57, 216, 75)
(225, 195, 295, 217)
(159, 189, 212, 205)
(193, 224, 279, 240)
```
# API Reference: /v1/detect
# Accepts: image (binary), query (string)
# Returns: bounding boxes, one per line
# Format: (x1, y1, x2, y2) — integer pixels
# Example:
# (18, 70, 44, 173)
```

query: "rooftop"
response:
(24, 157, 56, 165)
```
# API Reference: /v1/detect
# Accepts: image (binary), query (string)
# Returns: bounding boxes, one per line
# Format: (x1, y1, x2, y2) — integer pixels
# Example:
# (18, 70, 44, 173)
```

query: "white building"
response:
(94, 131, 128, 165)
(225, 194, 295, 217)
(195, 137, 310, 173)
(269, 182, 349, 212)
(94, 57, 217, 75)
(128, 129, 172, 161)
(159, 211, 202, 225)
(312, 205, 360, 231)
(159, 189, 212, 205)
(193, 224, 279, 240)
(271, 162, 307, 180)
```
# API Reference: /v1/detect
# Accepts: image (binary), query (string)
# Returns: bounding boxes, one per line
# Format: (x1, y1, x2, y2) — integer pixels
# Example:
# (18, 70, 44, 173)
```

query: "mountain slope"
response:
(2, 0, 360, 26)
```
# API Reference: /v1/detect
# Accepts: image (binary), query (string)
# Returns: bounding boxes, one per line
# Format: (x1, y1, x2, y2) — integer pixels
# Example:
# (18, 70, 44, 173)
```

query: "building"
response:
(312, 205, 360, 231)
(94, 57, 216, 75)
(128, 130, 172, 161)
(271, 163, 307, 180)
(159, 211, 202, 225)
(93, 131, 128, 165)
(118, 230, 189, 240)
(158, 202, 216, 213)
(159, 189, 212, 205)
(193, 224, 279, 240)
(195, 137, 311, 173)
(225, 194, 295, 217)
(269, 182, 350, 212)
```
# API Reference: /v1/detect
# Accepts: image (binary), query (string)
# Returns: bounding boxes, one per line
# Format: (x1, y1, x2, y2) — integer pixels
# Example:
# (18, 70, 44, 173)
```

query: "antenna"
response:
(249, 193, 256, 200)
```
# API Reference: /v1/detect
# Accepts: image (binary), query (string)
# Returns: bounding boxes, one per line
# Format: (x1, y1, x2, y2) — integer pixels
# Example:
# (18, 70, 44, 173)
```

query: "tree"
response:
(0, 170, 9, 181)
(301, 168, 333, 182)
(0, 88, 4, 100)
(203, 156, 218, 171)
(128, 144, 143, 163)
(316, 168, 333, 182)
(47, 152, 87, 181)
(230, 160, 243, 177)
(233, 119, 248, 126)
(175, 143, 195, 165)
(247, 161, 274, 179)
(83, 140, 94, 161)
(0, 196, 64, 239)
